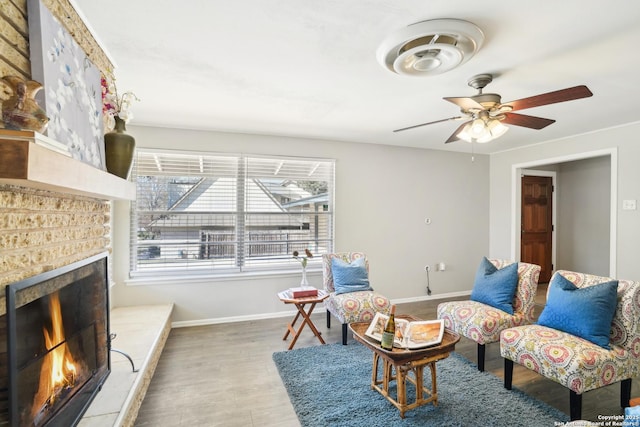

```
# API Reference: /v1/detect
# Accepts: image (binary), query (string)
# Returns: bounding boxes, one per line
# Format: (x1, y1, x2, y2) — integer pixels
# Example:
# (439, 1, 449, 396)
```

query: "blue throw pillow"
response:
(624, 405, 640, 427)
(331, 257, 373, 295)
(470, 257, 519, 314)
(537, 274, 618, 349)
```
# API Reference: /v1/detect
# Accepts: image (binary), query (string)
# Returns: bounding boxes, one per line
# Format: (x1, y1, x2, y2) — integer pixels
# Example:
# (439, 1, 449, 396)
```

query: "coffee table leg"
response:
(414, 365, 424, 403)
(429, 362, 438, 406)
(383, 360, 392, 394)
(371, 353, 379, 390)
(397, 366, 407, 418)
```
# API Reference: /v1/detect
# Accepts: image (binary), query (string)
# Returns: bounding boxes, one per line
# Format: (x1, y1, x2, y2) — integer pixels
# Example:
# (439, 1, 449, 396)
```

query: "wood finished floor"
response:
(134, 286, 639, 426)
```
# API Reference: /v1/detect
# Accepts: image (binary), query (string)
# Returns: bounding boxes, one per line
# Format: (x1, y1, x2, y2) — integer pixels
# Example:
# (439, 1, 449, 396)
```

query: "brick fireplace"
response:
(0, 177, 172, 427)
(5, 252, 110, 426)
(0, 129, 139, 425)
(0, 135, 175, 427)
(0, 183, 112, 418)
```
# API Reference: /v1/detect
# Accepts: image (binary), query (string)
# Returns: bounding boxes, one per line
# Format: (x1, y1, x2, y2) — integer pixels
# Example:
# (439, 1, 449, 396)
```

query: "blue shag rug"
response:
(273, 343, 570, 426)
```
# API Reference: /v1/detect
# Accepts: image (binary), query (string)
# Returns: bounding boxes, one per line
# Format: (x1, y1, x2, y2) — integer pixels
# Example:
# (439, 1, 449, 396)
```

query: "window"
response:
(129, 149, 334, 277)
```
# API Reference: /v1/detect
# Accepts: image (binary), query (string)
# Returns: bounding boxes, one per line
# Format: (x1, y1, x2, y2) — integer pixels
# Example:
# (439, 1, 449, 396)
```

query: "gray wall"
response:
(556, 156, 611, 275)
(112, 121, 640, 324)
(111, 126, 490, 324)
(490, 121, 640, 280)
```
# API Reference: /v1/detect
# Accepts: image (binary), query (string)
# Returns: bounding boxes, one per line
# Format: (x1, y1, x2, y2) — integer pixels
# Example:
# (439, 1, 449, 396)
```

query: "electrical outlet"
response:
(425, 265, 431, 272)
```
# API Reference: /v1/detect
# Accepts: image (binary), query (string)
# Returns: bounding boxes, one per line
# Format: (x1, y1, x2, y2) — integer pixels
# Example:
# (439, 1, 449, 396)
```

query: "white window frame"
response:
(129, 148, 335, 278)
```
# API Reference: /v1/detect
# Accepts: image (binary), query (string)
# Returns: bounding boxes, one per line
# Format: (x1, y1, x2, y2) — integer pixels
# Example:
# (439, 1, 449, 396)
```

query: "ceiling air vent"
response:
(377, 19, 484, 77)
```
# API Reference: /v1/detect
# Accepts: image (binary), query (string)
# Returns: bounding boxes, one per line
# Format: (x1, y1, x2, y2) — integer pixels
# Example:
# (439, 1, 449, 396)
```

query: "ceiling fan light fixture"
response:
(456, 123, 474, 142)
(457, 121, 489, 143)
(457, 118, 509, 143)
(377, 19, 484, 77)
(470, 118, 486, 136)
(486, 119, 509, 138)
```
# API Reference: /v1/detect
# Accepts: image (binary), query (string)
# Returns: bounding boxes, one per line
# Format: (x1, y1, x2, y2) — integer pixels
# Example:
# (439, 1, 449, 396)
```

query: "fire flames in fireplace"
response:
(5, 253, 110, 426)
(30, 293, 89, 425)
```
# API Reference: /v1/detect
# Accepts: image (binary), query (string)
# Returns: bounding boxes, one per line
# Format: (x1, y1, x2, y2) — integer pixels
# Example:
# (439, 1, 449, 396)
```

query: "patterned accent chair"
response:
(437, 260, 541, 371)
(322, 252, 391, 345)
(500, 270, 640, 421)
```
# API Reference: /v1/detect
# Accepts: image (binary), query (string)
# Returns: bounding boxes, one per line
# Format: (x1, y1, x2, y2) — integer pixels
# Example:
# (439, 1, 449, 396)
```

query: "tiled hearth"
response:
(80, 304, 173, 427)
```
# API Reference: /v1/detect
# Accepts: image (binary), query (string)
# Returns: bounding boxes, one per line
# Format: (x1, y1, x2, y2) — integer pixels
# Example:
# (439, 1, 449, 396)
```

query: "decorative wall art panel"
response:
(27, 0, 105, 169)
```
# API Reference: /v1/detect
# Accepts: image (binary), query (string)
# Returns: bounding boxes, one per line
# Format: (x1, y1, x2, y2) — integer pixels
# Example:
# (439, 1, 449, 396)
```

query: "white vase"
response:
(300, 267, 309, 286)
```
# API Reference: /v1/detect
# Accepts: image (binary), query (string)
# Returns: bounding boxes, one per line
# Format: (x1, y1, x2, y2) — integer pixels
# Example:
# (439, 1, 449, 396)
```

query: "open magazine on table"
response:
(365, 312, 445, 350)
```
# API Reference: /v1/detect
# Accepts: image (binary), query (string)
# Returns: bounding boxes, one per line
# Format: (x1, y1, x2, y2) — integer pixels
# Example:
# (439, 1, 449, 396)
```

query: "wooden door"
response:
(521, 175, 553, 283)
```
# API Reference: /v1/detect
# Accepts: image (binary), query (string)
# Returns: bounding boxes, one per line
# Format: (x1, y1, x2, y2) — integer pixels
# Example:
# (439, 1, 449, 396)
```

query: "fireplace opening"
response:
(4, 253, 110, 427)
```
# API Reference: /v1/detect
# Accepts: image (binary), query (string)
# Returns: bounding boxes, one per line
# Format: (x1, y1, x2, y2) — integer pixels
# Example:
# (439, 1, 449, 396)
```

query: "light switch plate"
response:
(622, 199, 637, 210)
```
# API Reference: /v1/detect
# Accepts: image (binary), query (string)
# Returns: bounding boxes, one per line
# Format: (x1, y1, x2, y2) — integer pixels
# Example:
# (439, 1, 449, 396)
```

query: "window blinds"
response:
(130, 149, 334, 277)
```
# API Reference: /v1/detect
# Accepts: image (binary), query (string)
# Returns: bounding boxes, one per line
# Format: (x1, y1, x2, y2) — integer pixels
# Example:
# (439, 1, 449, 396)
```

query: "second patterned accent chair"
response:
(500, 270, 640, 421)
(322, 252, 391, 345)
(436, 259, 541, 371)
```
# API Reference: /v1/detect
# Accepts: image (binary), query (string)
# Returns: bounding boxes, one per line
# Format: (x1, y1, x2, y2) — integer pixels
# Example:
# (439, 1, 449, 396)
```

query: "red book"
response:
(290, 287, 318, 298)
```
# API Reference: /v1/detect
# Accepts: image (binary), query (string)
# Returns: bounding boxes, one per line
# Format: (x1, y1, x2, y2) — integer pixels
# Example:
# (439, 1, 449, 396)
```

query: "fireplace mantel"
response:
(0, 130, 135, 201)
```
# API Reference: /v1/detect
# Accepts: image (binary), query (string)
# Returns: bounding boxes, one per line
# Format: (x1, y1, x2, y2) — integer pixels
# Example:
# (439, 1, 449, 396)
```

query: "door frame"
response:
(520, 169, 557, 279)
(510, 148, 617, 277)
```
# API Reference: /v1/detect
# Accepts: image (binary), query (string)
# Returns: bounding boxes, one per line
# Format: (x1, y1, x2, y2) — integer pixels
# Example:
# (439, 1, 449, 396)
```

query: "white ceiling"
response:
(72, 0, 640, 154)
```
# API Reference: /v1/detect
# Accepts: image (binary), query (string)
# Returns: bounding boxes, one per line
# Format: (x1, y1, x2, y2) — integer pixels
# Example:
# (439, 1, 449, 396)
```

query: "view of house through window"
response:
(130, 149, 335, 276)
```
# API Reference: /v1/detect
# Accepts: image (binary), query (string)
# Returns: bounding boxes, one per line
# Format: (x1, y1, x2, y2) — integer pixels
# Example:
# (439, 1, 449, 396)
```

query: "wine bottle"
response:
(380, 305, 396, 350)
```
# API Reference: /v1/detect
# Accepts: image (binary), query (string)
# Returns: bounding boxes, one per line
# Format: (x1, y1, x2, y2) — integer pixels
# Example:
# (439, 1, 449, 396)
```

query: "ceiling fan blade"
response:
(393, 116, 462, 133)
(444, 97, 484, 111)
(502, 112, 556, 129)
(503, 85, 593, 111)
(445, 121, 470, 143)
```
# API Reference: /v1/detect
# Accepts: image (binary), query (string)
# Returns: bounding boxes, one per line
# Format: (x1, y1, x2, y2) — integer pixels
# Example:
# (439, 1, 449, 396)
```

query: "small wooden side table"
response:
(350, 315, 460, 418)
(278, 288, 329, 350)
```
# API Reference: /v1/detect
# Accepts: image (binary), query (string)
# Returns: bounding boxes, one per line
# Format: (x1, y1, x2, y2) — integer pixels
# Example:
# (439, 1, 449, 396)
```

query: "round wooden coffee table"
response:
(350, 315, 460, 418)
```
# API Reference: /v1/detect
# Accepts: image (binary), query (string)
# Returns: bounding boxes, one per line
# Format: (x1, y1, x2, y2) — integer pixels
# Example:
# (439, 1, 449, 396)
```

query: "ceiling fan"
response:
(393, 74, 593, 144)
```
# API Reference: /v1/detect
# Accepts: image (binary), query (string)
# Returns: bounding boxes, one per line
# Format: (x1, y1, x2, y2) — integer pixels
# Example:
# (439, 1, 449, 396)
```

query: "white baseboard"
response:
(390, 290, 472, 305)
(171, 290, 471, 328)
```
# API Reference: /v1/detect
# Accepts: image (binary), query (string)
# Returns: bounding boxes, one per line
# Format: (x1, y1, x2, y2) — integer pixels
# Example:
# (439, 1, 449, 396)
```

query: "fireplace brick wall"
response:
(0, 185, 111, 312)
